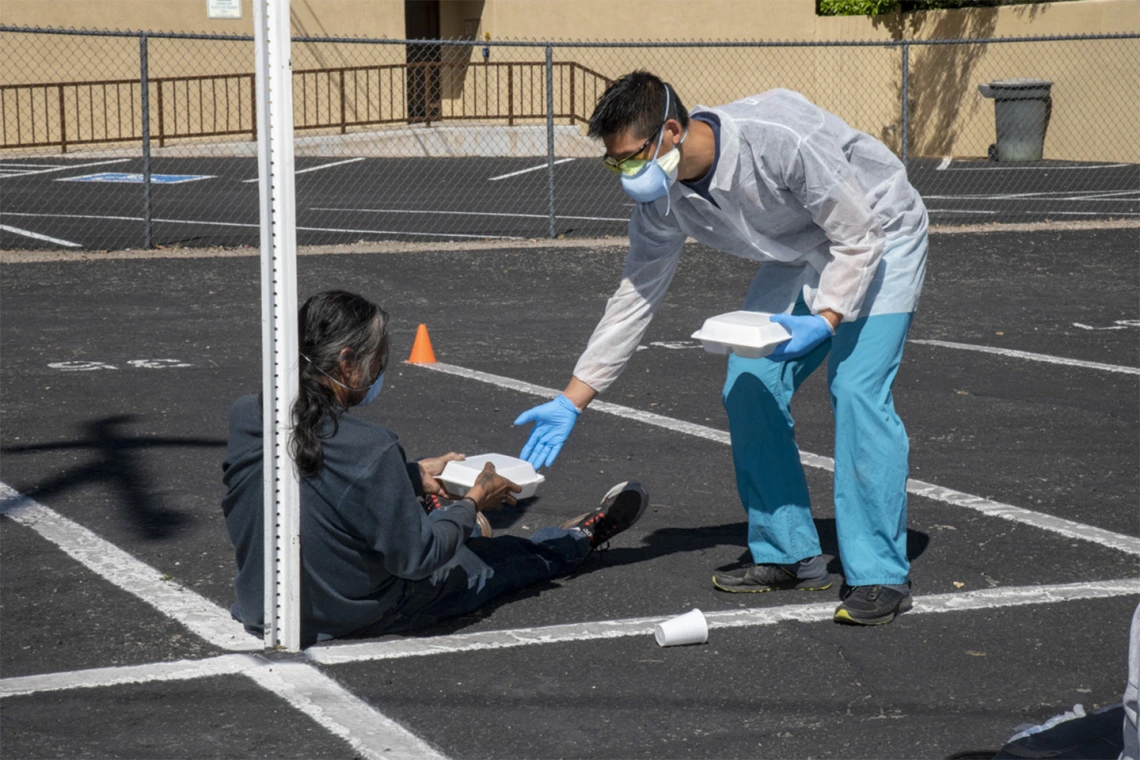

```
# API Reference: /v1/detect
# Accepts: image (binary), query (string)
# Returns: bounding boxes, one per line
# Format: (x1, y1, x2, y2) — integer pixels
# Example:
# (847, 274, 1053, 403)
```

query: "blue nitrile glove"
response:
(514, 394, 581, 469)
(767, 313, 834, 361)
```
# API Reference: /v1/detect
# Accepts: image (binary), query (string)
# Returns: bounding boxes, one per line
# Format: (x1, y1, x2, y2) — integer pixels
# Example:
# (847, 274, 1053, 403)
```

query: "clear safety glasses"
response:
(601, 127, 662, 175)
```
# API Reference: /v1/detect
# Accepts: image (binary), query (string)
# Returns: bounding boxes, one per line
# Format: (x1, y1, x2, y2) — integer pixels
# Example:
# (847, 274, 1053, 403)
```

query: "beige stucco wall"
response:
(2, 0, 1137, 160)
(0, 0, 405, 83)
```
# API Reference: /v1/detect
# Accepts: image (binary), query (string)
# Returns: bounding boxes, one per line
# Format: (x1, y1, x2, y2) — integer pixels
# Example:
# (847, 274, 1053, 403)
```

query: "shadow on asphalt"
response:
(348, 522, 932, 641)
(1, 414, 224, 540)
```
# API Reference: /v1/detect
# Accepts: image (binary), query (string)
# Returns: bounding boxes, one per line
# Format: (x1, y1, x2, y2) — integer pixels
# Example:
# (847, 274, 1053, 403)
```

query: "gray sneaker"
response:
(712, 560, 832, 593)
(834, 582, 913, 625)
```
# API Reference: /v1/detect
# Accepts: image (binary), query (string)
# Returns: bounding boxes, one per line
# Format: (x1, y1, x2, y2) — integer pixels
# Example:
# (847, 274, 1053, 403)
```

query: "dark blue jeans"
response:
(353, 512, 591, 637)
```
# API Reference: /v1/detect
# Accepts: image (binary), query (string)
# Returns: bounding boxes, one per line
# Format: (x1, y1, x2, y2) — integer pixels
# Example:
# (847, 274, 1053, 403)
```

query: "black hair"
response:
(587, 70, 689, 141)
(291, 290, 389, 478)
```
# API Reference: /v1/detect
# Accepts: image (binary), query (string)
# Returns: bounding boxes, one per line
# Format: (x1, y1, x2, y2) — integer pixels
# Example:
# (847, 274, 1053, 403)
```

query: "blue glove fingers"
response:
(529, 441, 553, 470)
(541, 441, 565, 469)
(513, 408, 537, 426)
(522, 442, 546, 469)
(520, 426, 546, 462)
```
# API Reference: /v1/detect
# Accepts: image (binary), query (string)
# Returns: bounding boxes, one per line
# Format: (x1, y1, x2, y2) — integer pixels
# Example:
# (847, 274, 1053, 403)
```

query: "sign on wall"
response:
(207, 0, 242, 19)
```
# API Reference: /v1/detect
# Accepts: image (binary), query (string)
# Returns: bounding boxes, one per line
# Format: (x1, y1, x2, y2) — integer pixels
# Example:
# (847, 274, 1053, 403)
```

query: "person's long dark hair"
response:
(292, 290, 389, 478)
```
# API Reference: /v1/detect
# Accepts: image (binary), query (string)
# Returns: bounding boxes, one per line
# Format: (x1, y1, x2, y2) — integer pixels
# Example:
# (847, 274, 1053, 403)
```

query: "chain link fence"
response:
(1, 26, 1137, 251)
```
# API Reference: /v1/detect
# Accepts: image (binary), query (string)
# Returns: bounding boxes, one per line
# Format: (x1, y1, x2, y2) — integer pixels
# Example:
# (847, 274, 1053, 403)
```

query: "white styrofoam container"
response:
(438, 454, 546, 500)
(690, 310, 792, 359)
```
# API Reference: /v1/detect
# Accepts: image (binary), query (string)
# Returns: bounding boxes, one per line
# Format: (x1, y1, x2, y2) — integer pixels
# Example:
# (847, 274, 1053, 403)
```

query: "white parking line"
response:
(0, 482, 444, 757)
(0, 224, 81, 248)
(244, 662, 448, 760)
(416, 362, 1140, 556)
(6, 577, 1136, 697)
(923, 190, 1138, 202)
(0, 158, 131, 179)
(312, 206, 628, 223)
(0, 212, 522, 241)
(945, 163, 1130, 171)
(308, 578, 1140, 665)
(909, 339, 1140, 376)
(241, 157, 365, 183)
(0, 483, 261, 652)
(929, 209, 1139, 217)
(0, 655, 261, 698)
(488, 158, 575, 181)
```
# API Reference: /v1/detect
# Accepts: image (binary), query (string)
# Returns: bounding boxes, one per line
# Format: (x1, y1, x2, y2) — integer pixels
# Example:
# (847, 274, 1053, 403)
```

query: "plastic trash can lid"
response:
(987, 78, 1053, 89)
(978, 79, 1053, 99)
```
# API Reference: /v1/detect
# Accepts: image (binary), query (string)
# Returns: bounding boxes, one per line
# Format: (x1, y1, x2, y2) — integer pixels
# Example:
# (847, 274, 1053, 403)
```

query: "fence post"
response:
(250, 75, 257, 141)
(339, 69, 346, 134)
(140, 34, 153, 250)
(507, 65, 514, 126)
(57, 85, 67, 154)
(157, 80, 166, 147)
(569, 63, 576, 125)
(545, 45, 556, 239)
(900, 41, 909, 167)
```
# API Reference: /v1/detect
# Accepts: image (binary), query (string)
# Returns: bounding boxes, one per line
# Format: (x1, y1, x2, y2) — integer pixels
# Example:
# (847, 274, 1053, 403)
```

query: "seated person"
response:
(222, 289, 648, 646)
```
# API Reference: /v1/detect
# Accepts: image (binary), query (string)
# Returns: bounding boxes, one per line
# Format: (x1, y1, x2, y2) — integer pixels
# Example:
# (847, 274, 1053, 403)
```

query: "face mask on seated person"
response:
(303, 355, 385, 406)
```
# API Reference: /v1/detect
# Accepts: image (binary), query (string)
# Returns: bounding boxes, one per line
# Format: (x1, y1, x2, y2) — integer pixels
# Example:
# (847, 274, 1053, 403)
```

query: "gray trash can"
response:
(978, 79, 1053, 162)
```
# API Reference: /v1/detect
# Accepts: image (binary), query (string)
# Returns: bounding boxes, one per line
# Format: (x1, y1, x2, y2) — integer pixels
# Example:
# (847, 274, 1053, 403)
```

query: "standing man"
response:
(514, 71, 928, 625)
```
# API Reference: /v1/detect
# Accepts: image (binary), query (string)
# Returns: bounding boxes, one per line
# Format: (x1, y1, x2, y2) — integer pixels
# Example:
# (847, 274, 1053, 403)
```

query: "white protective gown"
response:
(572, 88, 929, 393)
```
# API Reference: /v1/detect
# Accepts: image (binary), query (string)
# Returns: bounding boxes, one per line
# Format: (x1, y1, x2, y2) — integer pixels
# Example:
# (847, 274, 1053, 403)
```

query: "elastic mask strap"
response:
(302, 354, 369, 392)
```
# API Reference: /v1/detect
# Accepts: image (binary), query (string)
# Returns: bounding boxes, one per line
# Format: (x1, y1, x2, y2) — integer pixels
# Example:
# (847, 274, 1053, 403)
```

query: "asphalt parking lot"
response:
(1, 153, 1137, 249)
(2, 220, 1138, 757)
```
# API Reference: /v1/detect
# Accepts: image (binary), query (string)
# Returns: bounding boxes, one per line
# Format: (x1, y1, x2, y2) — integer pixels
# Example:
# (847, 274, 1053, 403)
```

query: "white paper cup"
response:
(654, 608, 708, 647)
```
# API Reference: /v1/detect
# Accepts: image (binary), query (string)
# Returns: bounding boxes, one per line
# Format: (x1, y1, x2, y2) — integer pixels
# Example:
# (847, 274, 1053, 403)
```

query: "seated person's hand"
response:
(418, 452, 465, 497)
(464, 462, 522, 511)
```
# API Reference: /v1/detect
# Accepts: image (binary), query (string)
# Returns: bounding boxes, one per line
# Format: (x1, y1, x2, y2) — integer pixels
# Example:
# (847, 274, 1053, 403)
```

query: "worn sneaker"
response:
(712, 561, 832, 593)
(423, 493, 493, 539)
(834, 582, 913, 625)
(559, 481, 649, 549)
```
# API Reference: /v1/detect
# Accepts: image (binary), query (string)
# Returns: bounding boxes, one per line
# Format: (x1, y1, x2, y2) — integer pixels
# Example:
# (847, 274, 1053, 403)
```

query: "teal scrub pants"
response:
(722, 303, 914, 586)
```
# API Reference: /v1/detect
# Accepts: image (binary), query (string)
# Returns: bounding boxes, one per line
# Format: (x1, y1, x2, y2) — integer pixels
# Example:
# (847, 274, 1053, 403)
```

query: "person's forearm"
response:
(817, 309, 843, 331)
(562, 377, 598, 410)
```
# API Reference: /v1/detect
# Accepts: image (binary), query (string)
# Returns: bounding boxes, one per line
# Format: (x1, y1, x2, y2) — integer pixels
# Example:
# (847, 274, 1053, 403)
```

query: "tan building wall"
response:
(2, 0, 1138, 161)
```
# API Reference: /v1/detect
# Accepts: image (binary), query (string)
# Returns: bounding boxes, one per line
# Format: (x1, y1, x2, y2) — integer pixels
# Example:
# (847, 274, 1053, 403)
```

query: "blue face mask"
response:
(618, 87, 686, 215)
(358, 370, 384, 406)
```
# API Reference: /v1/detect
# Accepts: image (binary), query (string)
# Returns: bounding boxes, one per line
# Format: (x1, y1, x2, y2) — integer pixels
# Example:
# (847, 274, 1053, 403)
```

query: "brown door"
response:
(405, 0, 441, 123)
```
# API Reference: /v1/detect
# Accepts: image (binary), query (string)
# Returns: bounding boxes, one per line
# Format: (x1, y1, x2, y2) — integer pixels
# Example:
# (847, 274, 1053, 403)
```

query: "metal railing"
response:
(1, 60, 612, 152)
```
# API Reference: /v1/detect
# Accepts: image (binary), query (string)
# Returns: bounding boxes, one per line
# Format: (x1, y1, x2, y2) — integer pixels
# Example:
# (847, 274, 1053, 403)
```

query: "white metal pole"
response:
(254, 0, 302, 652)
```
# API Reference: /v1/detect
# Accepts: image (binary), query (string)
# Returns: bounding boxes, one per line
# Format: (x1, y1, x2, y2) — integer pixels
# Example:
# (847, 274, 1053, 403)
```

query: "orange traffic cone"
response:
(407, 324, 437, 364)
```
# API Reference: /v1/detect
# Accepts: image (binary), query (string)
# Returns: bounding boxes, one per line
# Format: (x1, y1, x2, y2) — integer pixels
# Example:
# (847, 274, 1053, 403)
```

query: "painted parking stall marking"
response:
(0, 224, 81, 248)
(0, 158, 131, 179)
(0, 211, 523, 241)
(59, 173, 215, 184)
(47, 359, 195, 371)
(0, 483, 454, 759)
(241, 157, 365, 183)
(1073, 320, 1140, 331)
(417, 361, 1140, 556)
(307, 578, 1140, 665)
(487, 157, 576, 181)
(0, 483, 260, 652)
(909, 339, 1140, 376)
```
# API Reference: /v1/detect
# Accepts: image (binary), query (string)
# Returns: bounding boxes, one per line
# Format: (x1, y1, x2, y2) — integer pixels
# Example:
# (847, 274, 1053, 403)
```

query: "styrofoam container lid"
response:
(691, 310, 791, 359)
(439, 454, 546, 499)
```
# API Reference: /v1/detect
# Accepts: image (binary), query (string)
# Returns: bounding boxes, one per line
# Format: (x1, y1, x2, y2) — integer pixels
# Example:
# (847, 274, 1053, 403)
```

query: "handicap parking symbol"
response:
(61, 172, 214, 184)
